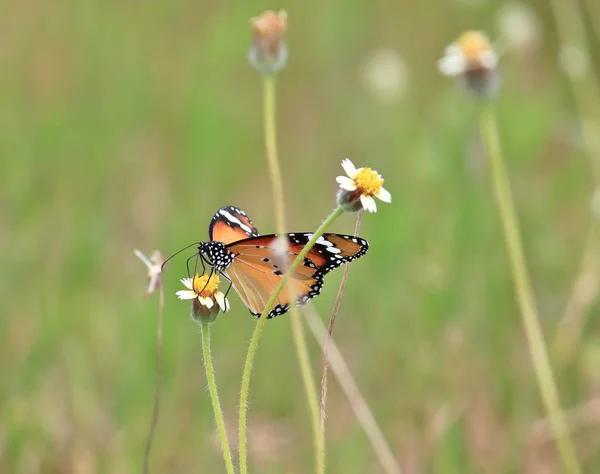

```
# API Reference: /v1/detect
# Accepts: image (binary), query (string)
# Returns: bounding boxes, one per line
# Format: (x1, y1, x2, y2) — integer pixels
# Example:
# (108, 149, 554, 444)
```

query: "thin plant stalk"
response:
(547, 0, 600, 362)
(289, 309, 325, 474)
(304, 305, 402, 474)
(480, 105, 581, 474)
(200, 323, 236, 474)
(258, 72, 325, 473)
(142, 283, 164, 474)
(263, 74, 287, 231)
(238, 206, 344, 474)
(320, 211, 362, 432)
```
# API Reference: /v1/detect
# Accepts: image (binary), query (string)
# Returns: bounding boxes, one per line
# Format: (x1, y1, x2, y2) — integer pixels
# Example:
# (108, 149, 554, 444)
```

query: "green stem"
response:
(263, 74, 286, 232)
(252, 72, 325, 474)
(290, 308, 325, 474)
(320, 212, 362, 433)
(238, 206, 344, 474)
(480, 105, 581, 474)
(142, 284, 164, 474)
(201, 323, 235, 474)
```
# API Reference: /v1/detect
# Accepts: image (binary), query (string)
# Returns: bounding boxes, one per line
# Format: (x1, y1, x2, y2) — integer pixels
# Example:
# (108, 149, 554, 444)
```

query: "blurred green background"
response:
(3, 0, 600, 472)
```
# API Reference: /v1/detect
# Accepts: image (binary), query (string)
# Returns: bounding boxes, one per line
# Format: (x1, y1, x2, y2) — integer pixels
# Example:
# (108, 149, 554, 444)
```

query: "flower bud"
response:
(336, 189, 366, 213)
(248, 10, 288, 74)
(191, 298, 221, 325)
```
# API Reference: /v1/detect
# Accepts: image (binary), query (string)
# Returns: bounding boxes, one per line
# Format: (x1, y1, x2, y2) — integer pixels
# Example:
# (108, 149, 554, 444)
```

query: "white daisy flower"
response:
(336, 158, 391, 213)
(177, 273, 230, 315)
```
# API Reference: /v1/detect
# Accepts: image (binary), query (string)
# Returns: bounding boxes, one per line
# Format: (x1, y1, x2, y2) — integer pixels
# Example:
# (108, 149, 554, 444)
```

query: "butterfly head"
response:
(199, 241, 236, 271)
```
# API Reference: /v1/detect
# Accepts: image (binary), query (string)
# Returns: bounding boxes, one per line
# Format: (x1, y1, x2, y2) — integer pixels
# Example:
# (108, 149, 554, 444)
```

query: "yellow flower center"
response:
(457, 31, 492, 63)
(354, 168, 384, 196)
(192, 273, 221, 298)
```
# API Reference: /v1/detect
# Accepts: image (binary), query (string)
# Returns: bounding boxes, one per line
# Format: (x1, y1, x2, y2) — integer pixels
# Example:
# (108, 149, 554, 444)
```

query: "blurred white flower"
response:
(134, 249, 163, 295)
(438, 31, 498, 77)
(361, 49, 408, 105)
(438, 31, 500, 99)
(558, 44, 589, 79)
(497, 3, 541, 51)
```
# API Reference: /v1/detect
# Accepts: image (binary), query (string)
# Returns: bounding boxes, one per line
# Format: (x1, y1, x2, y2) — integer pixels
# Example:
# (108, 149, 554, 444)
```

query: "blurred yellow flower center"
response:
(193, 273, 221, 298)
(354, 168, 384, 196)
(457, 31, 492, 62)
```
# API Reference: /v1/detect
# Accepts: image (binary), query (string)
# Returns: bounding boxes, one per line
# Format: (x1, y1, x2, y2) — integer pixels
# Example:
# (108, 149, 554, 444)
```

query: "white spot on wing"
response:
(219, 209, 253, 234)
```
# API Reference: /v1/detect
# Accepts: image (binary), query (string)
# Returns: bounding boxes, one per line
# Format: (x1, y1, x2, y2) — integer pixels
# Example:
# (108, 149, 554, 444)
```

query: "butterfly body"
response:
(193, 206, 369, 319)
(198, 241, 235, 271)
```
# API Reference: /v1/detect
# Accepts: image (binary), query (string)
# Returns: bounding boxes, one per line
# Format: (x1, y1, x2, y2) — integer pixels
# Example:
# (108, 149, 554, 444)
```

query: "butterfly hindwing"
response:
(224, 233, 368, 318)
(208, 206, 259, 244)
(225, 253, 323, 318)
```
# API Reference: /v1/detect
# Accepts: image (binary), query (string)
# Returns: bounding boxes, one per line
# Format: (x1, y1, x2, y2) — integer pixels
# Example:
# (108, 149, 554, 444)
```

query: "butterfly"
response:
(178, 206, 369, 319)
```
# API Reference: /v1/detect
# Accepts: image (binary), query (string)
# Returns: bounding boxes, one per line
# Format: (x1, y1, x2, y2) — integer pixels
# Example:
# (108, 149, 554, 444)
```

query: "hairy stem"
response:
(249, 72, 325, 474)
(238, 206, 343, 474)
(201, 323, 235, 474)
(290, 308, 325, 474)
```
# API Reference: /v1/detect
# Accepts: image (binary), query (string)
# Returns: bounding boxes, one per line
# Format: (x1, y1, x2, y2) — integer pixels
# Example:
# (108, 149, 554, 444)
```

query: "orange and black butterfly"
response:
(181, 206, 368, 319)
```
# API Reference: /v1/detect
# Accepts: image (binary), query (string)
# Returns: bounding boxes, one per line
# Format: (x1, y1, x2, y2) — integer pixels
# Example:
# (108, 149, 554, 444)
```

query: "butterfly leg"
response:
(199, 267, 216, 293)
(217, 270, 233, 300)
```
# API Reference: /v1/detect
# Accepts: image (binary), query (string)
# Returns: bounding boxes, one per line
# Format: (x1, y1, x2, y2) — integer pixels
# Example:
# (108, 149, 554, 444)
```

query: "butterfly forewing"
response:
(286, 233, 369, 274)
(208, 206, 259, 244)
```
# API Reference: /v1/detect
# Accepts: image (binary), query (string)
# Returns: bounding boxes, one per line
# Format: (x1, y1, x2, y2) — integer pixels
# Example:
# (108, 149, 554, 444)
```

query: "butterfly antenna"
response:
(161, 242, 201, 271)
(185, 253, 198, 279)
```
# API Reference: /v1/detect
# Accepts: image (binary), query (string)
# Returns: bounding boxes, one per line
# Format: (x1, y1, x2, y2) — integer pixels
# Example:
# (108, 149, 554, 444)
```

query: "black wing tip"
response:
(208, 206, 259, 241)
(220, 205, 247, 215)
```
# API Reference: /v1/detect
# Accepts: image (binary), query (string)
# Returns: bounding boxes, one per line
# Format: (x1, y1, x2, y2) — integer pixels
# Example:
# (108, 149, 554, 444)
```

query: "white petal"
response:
(199, 296, 214, 309)
(176, 290, 197, 300)
(445, 43, 461, 55)
(336, 176, 357, 191)
(341, 158, 358, 178)
(360, 194, 378, 213)
(480, 50, 498, 69)
(437, 50, 466, 77)
(214, 292, 228, 312)
(376, 186, 392, 203)
(180, 277, 193, 290)
(133, 249, 153, 269)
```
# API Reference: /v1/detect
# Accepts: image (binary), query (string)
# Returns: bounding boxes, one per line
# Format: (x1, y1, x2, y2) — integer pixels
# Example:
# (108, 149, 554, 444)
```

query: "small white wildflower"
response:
(336, 158, 391, 213)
